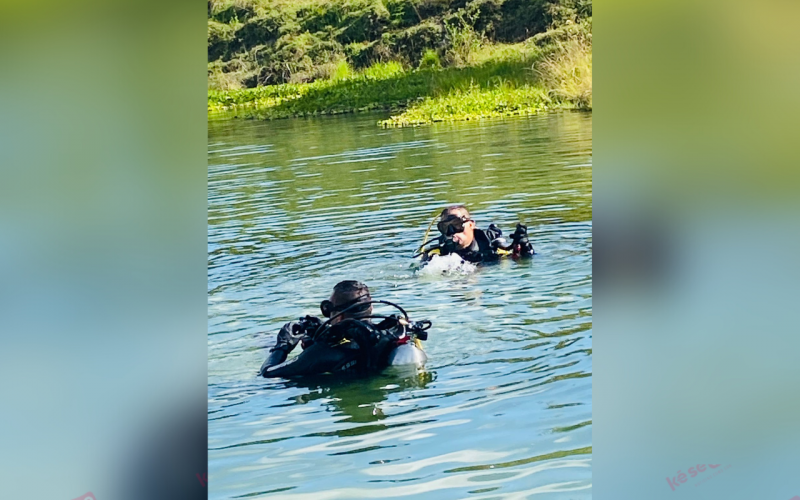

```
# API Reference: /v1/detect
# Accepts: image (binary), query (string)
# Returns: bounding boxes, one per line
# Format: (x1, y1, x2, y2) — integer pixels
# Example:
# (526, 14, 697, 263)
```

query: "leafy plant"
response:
(331, 59, 354, 80)
(443, 14, 485, 67)
(418, 48, 441, 69)
(533, 30, 591, 109)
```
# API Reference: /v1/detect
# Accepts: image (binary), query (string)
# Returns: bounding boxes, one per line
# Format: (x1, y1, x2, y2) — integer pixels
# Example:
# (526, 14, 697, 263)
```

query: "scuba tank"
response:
(388, 342, 428, 368)
(387, 319, 430, 368)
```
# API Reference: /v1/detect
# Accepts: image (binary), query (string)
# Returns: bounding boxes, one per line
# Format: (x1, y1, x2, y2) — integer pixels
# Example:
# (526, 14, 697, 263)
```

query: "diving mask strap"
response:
(320, 294, 370, 318)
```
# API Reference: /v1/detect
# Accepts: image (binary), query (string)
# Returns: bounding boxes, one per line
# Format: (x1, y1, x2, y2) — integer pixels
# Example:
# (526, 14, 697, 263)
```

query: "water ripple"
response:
(209, 112, 592, 499)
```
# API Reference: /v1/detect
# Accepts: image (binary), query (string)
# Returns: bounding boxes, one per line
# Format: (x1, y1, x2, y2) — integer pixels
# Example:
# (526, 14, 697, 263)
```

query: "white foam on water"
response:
(417, 253, 477, 276)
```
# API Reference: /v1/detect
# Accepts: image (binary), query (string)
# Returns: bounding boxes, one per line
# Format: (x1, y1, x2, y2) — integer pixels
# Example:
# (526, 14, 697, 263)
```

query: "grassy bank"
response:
(208, 0, 591, 88)
(209, 21, 591, 126)
(208, 0, 591, 126)
(383, 27, 591, 126)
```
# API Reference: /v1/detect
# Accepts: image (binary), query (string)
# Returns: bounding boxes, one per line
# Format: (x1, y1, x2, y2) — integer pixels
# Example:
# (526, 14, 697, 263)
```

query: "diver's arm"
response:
(259, 321, 304, 377)
(510, 223, 535, 257)
(262, 342, 356, 378)
(487, 224, 513, 253)
(263, 321, 373, 377)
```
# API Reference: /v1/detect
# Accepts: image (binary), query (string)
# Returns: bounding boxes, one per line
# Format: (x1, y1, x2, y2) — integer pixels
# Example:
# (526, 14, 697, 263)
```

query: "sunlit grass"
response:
(207, 61, 408, 113)
(208, 30, 592, 125)
(208, 45, 537, 111)
(380, 33, 592, 126)
(380, 82, 550, 127)
(535, 34, 592, 109)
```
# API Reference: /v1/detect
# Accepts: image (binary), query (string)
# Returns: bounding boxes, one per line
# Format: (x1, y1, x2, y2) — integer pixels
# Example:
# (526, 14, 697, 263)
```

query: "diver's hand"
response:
(260, 322, 302, 376)
(510, 223, 527, 240)
(298, 315, 322, 333)
(272, 321, 304, 353)
(511, 223, 535, 256)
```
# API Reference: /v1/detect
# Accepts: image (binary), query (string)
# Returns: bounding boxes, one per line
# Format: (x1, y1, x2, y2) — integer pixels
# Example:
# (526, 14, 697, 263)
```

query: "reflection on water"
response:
(208, 112, 592, 499)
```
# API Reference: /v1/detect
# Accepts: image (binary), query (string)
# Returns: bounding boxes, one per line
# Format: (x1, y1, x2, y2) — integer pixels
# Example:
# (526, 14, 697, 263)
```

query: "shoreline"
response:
(208, 25, 591, 127)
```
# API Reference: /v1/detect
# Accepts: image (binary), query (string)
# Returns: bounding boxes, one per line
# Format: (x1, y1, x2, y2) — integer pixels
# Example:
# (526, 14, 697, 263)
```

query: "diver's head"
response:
(439, 205, 475, 249)
(320, 280, 372, 325)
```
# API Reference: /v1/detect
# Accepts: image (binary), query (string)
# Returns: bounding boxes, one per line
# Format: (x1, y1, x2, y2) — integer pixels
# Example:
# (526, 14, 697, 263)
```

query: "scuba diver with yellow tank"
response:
(415, 205, 535, 263)
(260, 281, 430, 378)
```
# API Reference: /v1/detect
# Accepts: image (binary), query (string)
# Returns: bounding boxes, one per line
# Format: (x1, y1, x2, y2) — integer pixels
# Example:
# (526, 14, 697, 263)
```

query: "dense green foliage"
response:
(208, 0, 591, 125)
(208, 0, 591, 89)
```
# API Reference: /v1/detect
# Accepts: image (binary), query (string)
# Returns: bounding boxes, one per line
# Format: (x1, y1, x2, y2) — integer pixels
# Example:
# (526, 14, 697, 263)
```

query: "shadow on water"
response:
(280, 369, 436, 428)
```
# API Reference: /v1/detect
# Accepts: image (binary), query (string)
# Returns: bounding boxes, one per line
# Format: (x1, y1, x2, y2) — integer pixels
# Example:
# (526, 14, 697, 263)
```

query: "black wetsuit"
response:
(260, 317, 403, 378)
(433, 224, 535, 263)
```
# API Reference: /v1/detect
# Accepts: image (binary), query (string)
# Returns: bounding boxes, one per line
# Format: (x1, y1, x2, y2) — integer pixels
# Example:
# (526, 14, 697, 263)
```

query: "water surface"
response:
(208, 112, 592, 499)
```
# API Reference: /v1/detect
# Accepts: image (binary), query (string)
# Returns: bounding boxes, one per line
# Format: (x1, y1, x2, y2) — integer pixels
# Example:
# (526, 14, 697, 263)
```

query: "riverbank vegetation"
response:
(208, 0, 591, 125)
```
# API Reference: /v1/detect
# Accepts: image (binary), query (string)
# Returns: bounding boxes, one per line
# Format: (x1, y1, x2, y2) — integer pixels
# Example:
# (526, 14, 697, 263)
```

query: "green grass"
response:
(533, 25, 592, 109)
(207, 60, 407, 114)
(208, 44, 540, 117)
(379, 82, 551, 126)
(208, 24, 591, 126)
(381, 27, 592, 126)
(206, 0, 592, 124)
(207, 0, 592, 89)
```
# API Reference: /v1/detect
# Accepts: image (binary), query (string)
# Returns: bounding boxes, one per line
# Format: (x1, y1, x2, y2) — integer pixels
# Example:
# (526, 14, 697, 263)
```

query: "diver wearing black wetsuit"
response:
(260, 281, 411, 378)
(420, 205, 535, 263)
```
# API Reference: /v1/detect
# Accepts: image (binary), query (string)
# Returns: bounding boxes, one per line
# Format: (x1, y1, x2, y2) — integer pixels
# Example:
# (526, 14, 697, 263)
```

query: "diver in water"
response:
(260, 280, 430, 378)
(417, 205, 535, 263)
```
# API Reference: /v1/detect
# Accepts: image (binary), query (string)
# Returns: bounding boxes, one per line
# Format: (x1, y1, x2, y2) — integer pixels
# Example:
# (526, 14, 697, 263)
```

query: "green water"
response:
(208, 111, 592, 499)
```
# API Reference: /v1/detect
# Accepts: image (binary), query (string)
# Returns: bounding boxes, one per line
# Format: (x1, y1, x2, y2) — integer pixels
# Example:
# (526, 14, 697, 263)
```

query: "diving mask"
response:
(437, 215, 471, 237)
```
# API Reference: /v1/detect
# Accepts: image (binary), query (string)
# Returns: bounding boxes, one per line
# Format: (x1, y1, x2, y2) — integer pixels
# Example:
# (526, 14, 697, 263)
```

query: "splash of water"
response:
(417, 253, 477, 276)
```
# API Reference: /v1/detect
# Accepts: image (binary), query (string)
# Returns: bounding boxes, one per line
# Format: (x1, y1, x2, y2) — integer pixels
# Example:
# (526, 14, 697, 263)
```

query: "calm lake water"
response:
(208, 111, 592, 499)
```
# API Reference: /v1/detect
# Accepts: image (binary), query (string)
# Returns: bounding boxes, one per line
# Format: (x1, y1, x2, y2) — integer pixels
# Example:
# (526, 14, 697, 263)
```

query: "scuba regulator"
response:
(309, 298, 432, 350)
